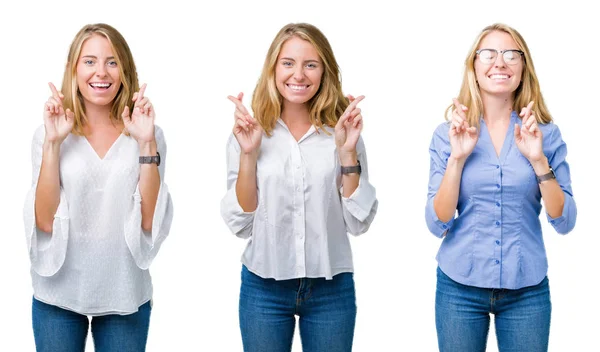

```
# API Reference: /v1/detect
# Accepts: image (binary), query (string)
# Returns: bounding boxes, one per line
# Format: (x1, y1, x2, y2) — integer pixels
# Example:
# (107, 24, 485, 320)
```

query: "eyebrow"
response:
(81, 55, 116, 60)
(279, 57, 320, 63)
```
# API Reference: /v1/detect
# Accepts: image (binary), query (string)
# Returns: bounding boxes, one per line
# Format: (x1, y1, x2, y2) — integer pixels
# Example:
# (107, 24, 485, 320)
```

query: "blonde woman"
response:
(24, 23, 173, 351)
(426, 23, 576, 351)
(221, 23, 377, 352)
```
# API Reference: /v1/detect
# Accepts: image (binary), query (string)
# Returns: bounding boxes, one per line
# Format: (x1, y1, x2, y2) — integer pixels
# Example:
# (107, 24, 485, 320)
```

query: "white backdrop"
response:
(1, 0, 597, 351)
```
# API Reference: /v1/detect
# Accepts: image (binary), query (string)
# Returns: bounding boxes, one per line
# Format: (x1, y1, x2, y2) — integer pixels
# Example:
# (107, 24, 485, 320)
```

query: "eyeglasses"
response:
(475, 49, 524, 65)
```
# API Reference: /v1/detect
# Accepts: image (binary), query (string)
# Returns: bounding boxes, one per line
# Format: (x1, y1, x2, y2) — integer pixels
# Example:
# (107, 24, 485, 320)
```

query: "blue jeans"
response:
(239, 265, 356, 352)
(435, 267, 551, 352)
(32, 297, 151, 352)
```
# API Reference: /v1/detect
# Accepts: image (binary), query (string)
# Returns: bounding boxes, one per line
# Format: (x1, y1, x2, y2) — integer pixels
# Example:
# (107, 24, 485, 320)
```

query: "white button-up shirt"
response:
(23, 125, 173, 316)
(221, 119, 378, 280)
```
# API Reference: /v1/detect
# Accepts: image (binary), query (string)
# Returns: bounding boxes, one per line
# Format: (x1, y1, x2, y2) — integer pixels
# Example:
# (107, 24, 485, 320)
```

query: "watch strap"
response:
(341, 161, 361, 175)
(139, 151, 161, 166)
(536, 167, 555, 184)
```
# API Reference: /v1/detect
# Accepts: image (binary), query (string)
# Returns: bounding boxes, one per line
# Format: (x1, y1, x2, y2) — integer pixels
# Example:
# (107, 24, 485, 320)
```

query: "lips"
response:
(89, 82, 112, 89)
(286, 84, 309, 91)
(488, 74, 510, 80)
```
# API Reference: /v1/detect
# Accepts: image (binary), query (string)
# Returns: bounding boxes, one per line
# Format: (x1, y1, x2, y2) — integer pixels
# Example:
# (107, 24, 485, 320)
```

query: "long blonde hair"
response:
(446, 23, 552, 127)
(251, 23, 348, 136)
(61, 23, 139, 135)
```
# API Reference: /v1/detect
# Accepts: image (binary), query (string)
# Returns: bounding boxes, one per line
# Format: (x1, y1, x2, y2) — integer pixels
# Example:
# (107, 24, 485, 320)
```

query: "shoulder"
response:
(538, 122, 564, 143)
(431, 121, 451, 143)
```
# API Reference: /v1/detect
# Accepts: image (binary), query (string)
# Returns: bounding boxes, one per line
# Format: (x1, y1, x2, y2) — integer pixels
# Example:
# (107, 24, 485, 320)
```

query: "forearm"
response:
(433, 156, 465, 223)
(35, 142, 62, 233)
(236, 152, 258, 212)
(531, 157, 565, 218)
(139, 140, 160, 232)
(340, 151, 359, 197)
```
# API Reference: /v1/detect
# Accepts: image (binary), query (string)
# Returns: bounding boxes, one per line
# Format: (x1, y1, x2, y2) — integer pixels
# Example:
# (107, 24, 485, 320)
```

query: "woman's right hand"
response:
(448, 98, 478, 161)
(227, 92, 262, 155)
(43, 82, 74, 144)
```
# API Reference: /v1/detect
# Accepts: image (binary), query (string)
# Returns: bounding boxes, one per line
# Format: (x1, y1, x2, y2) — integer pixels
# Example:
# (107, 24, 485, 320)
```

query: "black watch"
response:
(341, 160, 361, 175)
(536, 166, 555, 184)
(139, 152, 160, 166)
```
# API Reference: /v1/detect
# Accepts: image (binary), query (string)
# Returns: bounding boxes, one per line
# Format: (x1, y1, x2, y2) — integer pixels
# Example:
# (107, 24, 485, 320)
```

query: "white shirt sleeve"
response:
(22, 126, 70, 277)
(340, 136, 378, 235)
(123, 126, 174, 270)
(220, 134, 255, 239)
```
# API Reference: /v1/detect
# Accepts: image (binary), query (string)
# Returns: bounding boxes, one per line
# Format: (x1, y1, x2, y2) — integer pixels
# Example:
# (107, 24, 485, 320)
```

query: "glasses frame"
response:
(475, 49, 525, 66)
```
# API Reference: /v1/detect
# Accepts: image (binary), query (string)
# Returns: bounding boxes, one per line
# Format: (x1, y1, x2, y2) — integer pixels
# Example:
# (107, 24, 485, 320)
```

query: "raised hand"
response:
(43, 82, 74, 144)
(227, 92, 262, 155)
(448, 98, 478, 161)
(335, 94, 364, 158)
(514, 101, 543, 162)
(123, 83, 155, 144)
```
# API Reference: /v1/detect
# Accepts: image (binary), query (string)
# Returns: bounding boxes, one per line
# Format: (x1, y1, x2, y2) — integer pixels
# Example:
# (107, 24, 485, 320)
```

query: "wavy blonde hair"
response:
(446, 23, 552, 127)
(251, 23, 348, 136)
(60, 23, 139, 135)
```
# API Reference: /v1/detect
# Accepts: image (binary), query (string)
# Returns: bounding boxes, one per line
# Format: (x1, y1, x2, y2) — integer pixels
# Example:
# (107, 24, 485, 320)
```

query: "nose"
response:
(494, 54, 507, 68)
(293, 65, 304, 81)
(95, 63, 108, 77)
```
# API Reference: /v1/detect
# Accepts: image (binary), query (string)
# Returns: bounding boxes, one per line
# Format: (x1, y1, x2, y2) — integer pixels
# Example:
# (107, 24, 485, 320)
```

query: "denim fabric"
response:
(435, 267, 551, 352)
(239, 265, 356, 352)
(32, 297, 151, 352)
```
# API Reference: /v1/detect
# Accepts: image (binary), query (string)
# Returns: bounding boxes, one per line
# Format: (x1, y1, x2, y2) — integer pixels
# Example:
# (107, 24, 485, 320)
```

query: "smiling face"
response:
(76, 34, 122, 110)
(275, 36, 324, 107)
(475, 30, 523, 99)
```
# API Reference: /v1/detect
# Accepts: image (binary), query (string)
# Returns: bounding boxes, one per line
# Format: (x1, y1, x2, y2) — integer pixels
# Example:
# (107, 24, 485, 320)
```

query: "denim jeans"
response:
(32, 297, 151, 352)
(435, 267, 551, 352)
(239, 265, 356, 352)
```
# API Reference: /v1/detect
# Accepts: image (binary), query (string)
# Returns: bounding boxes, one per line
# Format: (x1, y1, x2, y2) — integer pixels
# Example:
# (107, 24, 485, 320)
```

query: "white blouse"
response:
(23, 125, 173, 316)
(221, 119, 378, 280)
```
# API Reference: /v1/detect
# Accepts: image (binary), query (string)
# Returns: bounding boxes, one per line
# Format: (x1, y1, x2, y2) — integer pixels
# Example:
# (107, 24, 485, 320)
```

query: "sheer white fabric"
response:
(23, 125, 173, 316)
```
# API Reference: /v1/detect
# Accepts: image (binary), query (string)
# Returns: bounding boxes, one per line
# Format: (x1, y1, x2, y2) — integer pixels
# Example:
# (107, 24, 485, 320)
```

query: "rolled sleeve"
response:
(425, 123, 455, 238)
(341, 137, 378, 236)
(544, 124, 577, 234)
(220, 134, 255, 239)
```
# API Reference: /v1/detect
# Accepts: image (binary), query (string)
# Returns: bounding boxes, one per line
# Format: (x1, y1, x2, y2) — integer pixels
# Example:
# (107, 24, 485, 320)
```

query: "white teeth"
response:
(288, 84, 308, 90)
(90, 83, 110, 88)
(489, 74, 509, 80)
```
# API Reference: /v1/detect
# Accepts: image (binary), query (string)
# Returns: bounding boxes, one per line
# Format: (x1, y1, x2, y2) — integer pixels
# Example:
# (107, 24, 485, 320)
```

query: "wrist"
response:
(138, 140, 157, 156)
(447, 155, 466, 168)
(339, 151, 358, 166)
(531, 157, 550, 175)
(43, 140, 62, 155)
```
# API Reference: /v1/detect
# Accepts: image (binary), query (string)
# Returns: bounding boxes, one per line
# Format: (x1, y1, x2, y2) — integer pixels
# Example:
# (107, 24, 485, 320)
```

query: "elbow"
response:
(35, 218, 53, 234)
(142, 220, 153, 233)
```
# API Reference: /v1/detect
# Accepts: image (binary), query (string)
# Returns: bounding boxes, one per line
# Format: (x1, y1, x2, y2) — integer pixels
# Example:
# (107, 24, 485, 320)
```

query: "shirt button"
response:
(495, 240, 500, 245)
(496, 202, 500, 207)
(442, 225, 447, 229)
(496, 165, 500, 169)
(495, 221, 500, 226)
(496, 184, 501, 189)
(495, 260, 500, 264)
(550, 220, 555, 224)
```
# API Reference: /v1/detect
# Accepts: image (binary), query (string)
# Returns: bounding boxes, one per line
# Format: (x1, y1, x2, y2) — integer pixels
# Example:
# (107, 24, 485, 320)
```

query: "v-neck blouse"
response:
(221, 119, 378, 280)
(426, 111, 577, 289)
(23, 125, 173, 316)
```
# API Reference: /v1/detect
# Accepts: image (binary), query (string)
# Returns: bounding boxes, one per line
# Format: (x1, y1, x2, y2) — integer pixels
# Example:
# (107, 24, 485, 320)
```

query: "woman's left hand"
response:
(335, 95, 364, 159)
(123, 83, 156, 144)
(514, 101, 544, 163)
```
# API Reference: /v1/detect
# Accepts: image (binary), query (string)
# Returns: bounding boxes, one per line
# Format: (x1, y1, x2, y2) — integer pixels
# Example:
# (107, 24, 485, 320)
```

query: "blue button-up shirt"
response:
(425, 112, 576, 289)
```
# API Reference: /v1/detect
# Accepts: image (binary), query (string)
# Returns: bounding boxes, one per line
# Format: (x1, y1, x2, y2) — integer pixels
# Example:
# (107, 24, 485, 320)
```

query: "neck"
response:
(83, 102, 122, 133)
(281, 101, 310, 126)
(482, 93, 514, 124)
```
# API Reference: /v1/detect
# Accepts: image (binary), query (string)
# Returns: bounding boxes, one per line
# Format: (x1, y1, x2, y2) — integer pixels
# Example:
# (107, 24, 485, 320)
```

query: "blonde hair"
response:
(446, 23, 552, 127)
(60, 23, 139, 135)
(251, 23, 348, 136)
